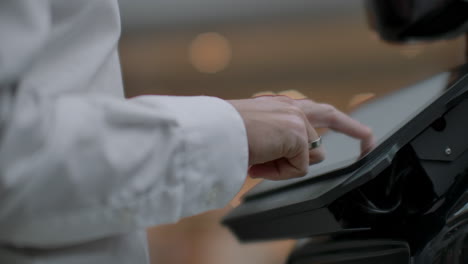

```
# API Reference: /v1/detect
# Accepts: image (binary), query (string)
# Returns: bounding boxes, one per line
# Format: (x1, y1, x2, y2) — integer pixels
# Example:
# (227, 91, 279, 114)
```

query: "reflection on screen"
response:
(251, 71, 451, 195)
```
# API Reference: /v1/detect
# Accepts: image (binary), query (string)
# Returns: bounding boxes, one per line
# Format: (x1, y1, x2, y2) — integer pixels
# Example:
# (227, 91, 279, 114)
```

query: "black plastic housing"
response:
(223, 64, 468, 263)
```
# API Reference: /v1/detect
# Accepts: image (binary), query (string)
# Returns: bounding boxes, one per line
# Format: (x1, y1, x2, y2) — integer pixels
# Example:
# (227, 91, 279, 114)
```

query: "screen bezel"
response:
(245, 67, 468, 200)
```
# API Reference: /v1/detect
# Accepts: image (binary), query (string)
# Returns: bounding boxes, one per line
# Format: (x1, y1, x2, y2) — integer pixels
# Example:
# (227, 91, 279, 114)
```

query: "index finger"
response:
(295, 100, 375, 151)
(327, 107, 375, 152)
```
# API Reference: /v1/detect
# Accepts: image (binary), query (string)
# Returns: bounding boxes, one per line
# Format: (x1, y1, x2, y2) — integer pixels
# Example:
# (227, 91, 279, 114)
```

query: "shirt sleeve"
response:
(0, 93, 248, 248)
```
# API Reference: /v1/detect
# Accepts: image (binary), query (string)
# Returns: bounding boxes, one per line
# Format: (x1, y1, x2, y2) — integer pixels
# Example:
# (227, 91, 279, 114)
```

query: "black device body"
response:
(223, 64, 468, 263)
(223, 1, 468, 263)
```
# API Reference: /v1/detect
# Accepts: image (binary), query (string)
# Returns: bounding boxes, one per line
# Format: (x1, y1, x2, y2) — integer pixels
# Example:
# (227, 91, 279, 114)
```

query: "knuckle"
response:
(286, 105, 303, 116)
(276, 95, 294, 104)
(297, 167, 309, 177)
(320, 103, 339, 124)
(287, 115, 307, 134)
(320, 103, 336, 113)
(299, 98, 315, 106)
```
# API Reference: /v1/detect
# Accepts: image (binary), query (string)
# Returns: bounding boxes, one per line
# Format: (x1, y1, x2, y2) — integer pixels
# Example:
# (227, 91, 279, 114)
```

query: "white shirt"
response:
(0, 1, 248, 263)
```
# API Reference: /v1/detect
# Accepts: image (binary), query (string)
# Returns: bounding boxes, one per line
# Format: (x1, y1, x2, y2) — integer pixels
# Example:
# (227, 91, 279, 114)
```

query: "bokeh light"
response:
(189, 32, 232, 74)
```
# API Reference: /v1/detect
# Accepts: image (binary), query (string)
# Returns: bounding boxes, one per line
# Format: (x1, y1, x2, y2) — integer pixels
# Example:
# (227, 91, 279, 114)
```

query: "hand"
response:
(293, 99, 375, 155)
(228, 96, 374, 181)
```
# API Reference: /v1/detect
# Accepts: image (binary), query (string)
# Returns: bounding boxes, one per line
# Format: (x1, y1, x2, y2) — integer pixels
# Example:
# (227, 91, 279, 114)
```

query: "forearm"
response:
(0, 93, 248, 248)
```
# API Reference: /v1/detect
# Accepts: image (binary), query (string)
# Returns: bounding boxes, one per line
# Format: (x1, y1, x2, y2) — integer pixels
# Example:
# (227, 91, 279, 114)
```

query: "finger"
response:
(295, 101, 367, 138)
(280, 107, 314, 173)
(249, 157, 308, 181)
(325, 108, 371, 140)
(322, 107, 375, 153)
(309, 145, 325, 165)
(285, 138, 310, 178)
(296, 100, 374, 152)
(249, 162, 279, 179)
(276, 119, 310, 179)
(292, 106, 325, 165)
(304, 117, 325, 165)
(360, 134, 376, 155)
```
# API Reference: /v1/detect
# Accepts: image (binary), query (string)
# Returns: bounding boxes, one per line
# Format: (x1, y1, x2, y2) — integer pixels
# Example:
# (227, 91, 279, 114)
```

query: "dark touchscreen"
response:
(249, 71, 456, 196)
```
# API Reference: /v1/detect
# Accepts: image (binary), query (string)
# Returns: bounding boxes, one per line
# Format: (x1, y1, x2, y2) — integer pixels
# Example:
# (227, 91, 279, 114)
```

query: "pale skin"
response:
(228, 95, 375, 181)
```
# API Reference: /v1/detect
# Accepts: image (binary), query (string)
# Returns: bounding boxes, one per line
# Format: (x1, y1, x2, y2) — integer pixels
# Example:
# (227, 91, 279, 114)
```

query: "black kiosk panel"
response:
(223, 64, 468, 246)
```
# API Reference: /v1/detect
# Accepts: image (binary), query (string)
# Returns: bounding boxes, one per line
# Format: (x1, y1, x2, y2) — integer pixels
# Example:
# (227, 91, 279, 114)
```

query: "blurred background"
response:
(117, 0, 466, 263)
